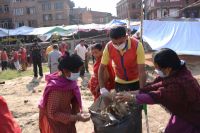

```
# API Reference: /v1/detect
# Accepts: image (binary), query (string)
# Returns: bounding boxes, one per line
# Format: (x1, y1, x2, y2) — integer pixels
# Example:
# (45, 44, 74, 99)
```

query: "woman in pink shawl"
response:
(39, 53, 90, 133)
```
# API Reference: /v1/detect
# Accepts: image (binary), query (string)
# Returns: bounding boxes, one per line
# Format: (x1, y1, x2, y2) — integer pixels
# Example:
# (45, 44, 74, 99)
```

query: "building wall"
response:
(76, 9, 113, 24)
(117, 0, 141, 19)
(91, 11, 112, 24)
(5, 0, 70, 28)
(182, 0, 200, 18)
(11, 0, 38, 28)
(0, 0, 12, 28)
(128, 0, 141, 19)
(37, 0, 70, 27)
(117, 0, 128, 19)
(82, 11, 93, 24)
(70, 8, 87, 24)
(147, 0, 200, 19)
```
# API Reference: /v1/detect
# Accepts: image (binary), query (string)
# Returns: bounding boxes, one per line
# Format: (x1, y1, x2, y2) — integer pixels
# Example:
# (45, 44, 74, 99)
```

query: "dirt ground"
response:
(0, 57, 200, 133)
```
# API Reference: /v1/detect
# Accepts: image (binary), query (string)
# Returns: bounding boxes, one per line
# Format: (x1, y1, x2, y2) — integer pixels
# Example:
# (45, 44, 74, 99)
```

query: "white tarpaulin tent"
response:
(0, 19, 140, 37)
(0, 28, 8, 37)
(142, 20, 200, 55)
(9, 26, 34, 36)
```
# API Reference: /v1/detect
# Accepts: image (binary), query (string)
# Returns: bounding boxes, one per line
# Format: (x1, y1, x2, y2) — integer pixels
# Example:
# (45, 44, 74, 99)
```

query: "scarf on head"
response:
(38, 72, 82, 109)
(141, 65, 200, 128)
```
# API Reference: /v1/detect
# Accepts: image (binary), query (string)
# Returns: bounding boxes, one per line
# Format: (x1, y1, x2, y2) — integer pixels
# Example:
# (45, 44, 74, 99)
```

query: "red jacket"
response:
(13, 51, 19, 62)
(20, 48, 27, 62)
(1, 51, 8, 61)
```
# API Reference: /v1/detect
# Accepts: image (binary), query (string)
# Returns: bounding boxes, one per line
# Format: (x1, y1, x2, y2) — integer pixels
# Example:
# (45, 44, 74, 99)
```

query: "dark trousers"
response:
(80, 61, 85, 76)
(115, 81, 142, 133)
(92, 55, 95, 64)
(85, 59, 89, 72)
(1, 61, 8, 71)
(33, 60, 43, 77)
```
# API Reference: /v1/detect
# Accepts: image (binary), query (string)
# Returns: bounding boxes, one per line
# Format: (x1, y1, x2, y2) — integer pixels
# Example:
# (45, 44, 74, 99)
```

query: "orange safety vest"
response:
(108, 38, 139, 81)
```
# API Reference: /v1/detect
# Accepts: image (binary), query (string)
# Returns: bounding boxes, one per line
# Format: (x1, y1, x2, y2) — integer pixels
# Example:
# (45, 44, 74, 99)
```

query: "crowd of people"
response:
(0, 26, 200, 133)
(0, 47, 27, 71)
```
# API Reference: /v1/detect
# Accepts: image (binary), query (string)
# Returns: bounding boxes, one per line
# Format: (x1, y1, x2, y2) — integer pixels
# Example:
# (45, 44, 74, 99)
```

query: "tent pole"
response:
(140, 0, 143, 43)
(141, 1, 150, 133)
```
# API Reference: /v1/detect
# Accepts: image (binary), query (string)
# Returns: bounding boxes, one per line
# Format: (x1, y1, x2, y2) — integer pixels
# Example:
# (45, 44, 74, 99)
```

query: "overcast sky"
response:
(72, 0, 120, 16)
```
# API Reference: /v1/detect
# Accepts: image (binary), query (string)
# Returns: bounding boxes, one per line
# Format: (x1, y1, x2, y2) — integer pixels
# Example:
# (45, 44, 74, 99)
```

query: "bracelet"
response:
(129, 94, 135, 102)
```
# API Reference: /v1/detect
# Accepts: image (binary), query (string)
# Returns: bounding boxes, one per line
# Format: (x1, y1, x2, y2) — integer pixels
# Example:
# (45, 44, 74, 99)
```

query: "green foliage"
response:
(0, 65, 49, 81)
(0, 37, 17, 43)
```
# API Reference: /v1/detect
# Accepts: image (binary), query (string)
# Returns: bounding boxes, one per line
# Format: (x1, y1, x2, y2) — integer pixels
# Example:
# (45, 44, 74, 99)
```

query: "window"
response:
(13, 0, 22, 2)
(43, 14, 53, 21)
(170, 0, 180, 1)
(99, 18, 104, 23)
(27, 7, 36, 14)
(4, 5, 9, 13)
(132, 3, 136, 9)
(42, 3, 51, 11)
(0, 22, 9, 28)
(13, 8, 24, 16)
(169, 8, 179, 17)
(0, 6, 3, 13)
(54, 2, 63, 10)
(28, 20, 37, 27)
(157, 0, 168, 2)
(15, 21, 24, 28)
(55, 13, 63, 20)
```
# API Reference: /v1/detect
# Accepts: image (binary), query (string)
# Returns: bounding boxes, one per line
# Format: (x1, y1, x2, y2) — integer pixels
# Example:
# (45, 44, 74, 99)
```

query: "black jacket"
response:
(31, 43, 42, 62)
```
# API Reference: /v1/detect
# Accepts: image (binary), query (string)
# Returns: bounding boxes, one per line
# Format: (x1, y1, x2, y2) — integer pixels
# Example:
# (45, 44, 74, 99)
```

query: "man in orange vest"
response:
(98, 26, 146, 133)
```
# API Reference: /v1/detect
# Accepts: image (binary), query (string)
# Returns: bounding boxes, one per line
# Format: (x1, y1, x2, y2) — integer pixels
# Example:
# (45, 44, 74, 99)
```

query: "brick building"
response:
(0, 0, 12, 28)
(37, 0, 71, 27)
(2, 0, 72, 28)
(81, 10, 113, 24)
(70, 8, 87, 24)
(10, 0, 38, 28)
(116, 0, 141, 19)
(146, 0, 200, 20)
(70, 8, 114, 24)
(0, 0, 114, 28)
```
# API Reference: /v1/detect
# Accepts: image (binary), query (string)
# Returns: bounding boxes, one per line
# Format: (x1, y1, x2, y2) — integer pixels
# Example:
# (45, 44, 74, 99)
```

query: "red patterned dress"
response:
(88, 58, 115, 101)
(39, 73, 82, 133)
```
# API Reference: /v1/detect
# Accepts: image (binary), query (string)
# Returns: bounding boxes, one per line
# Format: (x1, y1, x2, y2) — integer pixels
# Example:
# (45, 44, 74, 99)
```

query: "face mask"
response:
(67, 72, 80, 81)
(155, 69, 167, 78)
(113, 42, 126, 50)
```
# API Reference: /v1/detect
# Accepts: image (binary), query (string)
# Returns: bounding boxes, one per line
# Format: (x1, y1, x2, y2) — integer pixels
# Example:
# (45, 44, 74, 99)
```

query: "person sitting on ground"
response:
(39, 53, 90, 133)
(116, 48, 200, 133)
(88, 43, 115, 101)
